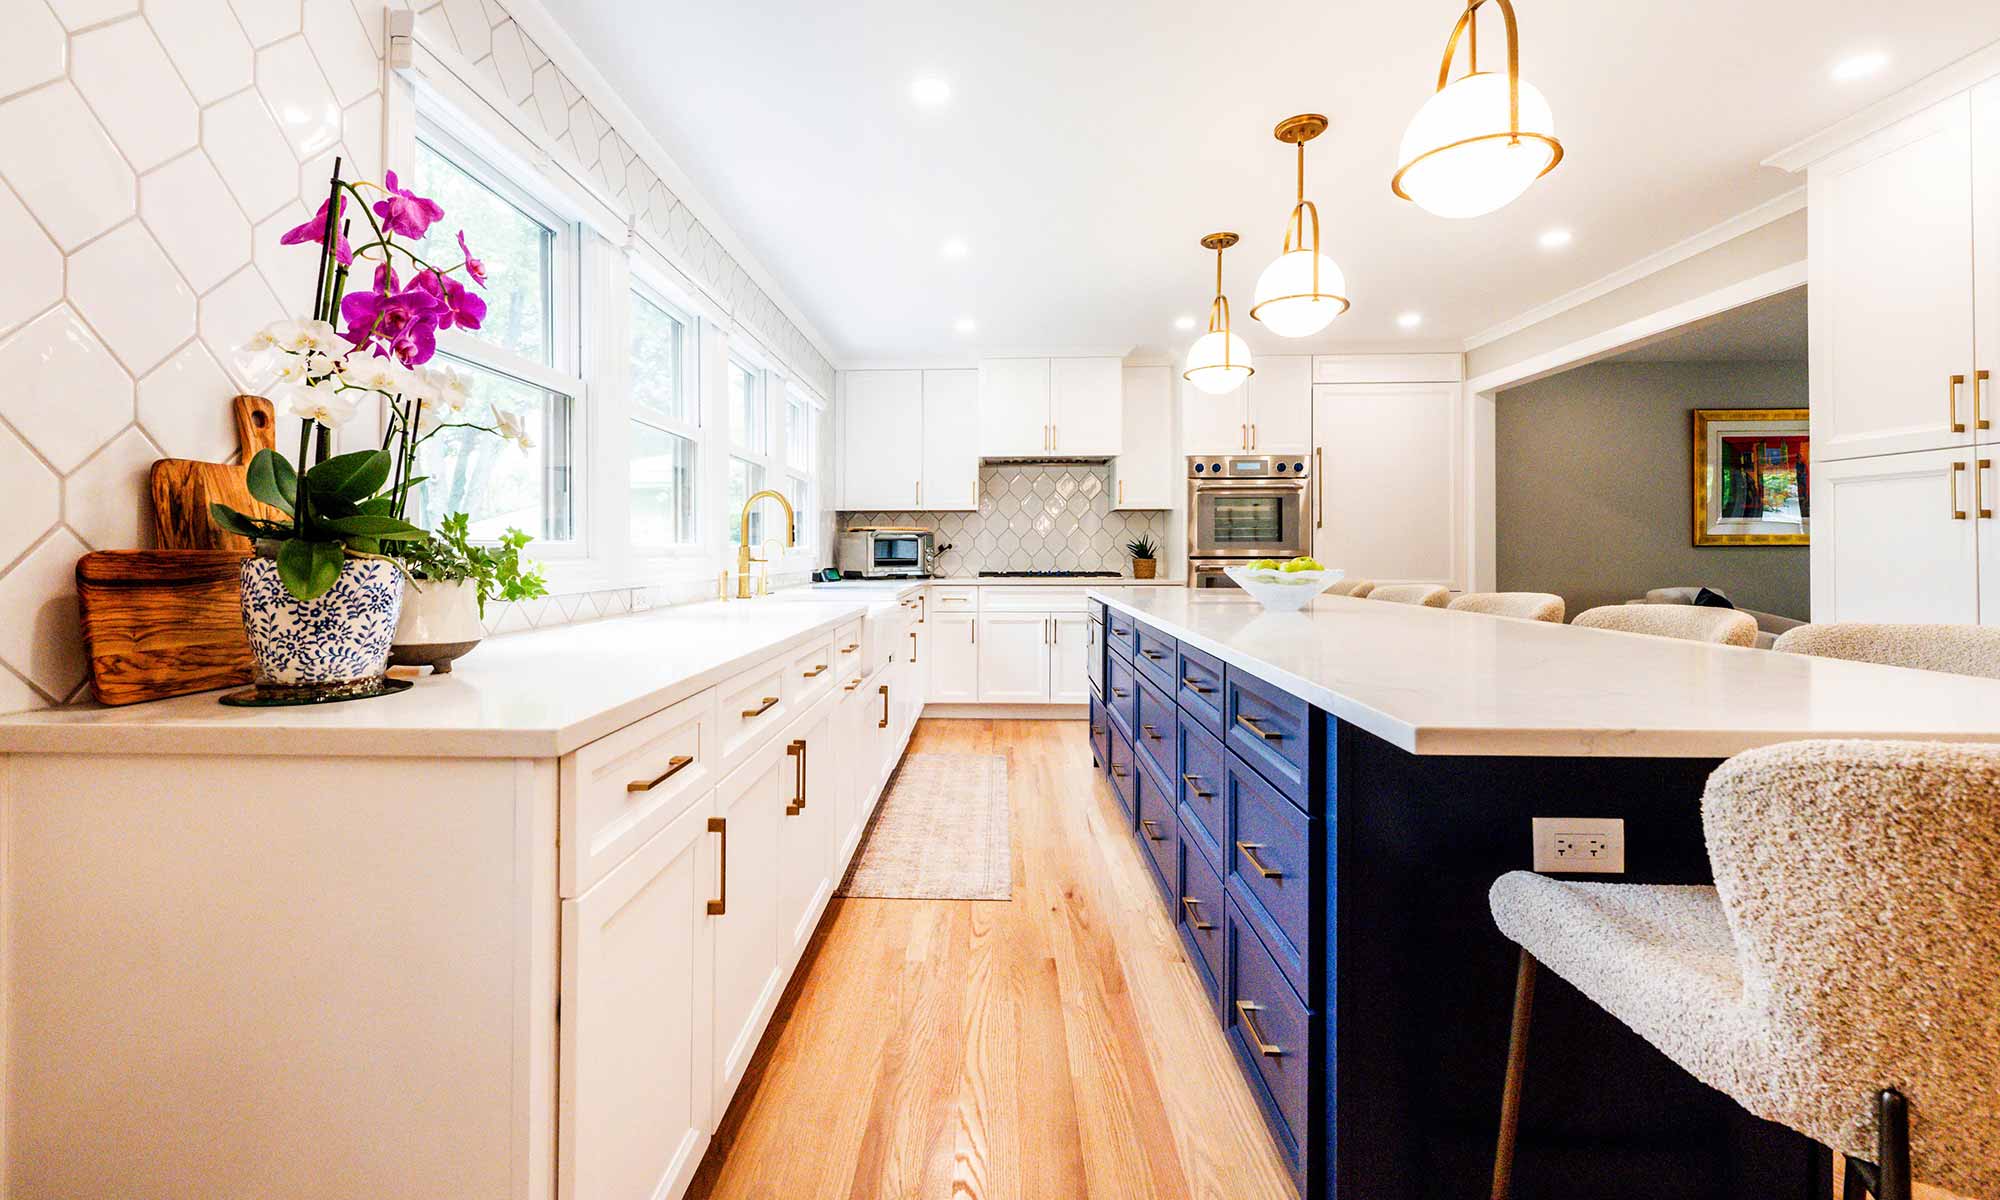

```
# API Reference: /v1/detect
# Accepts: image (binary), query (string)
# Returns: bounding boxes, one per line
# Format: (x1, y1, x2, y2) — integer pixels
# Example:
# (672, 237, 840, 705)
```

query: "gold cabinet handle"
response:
(1180, 773, 1213, 799)
(1236, 841, 1284, 879)
(705, 816, 728, 915)
(627, 754, 694, 794)
(1980, 459, 1994, 520)
(1234, 999, 1283, 1057)
(910, 629, 918, 665)
(1314, 447, 1323, 529)
(1236, 714, 1282, 741)
(1090, 724, 1104, 737)
(741, 695, 779, 719)
(842, 678, 862, 692)
(1180, 895, 1215, 930)
(1112, 626, 1130, 636)
(1140, 817, 1166, 842)
(1250, 422, 1256, 448)
(840, 642, 860, 654)
(1979, 370, 1993, 431)
(784, 738, 807, 815)
(1951, 374, 1967, 434)
(1181, 677, 1215, 695)
(1118, 479, 1124, 505)
(1141, 649, 1165, 661)
(1111, 687, 1128, 699)
(879, 683, 890, 729)
(1110, 763, 1129, 779)
(1241, 423, 1248, 451)
(1142, 723, 1162, 741)
(802, 664, 828, 679)
(1952, 461, 1969, 520)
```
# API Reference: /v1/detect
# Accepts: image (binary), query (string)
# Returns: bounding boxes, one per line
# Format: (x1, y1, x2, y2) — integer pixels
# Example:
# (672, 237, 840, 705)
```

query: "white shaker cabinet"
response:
(841, 371, 924, 508)
(776, 700, 836, 970)
(1111, 365, 1175, 509)
(1812, 448, 1982, 623)
(920, 369, 980, 509)
(1245, 354, 1314, 453)
(976, 612, 1050, 702)
(927, 611, 980, 702)
(977, 358, 1052, 456)
(977, 357, 1123, 456)
(1050, 613, 1093, 703)
(1182, 374, 1249, 454)
(1050, 357, 1124, 455)
(709, 729, 791, 1108)
(1312, 383, 1460, 586)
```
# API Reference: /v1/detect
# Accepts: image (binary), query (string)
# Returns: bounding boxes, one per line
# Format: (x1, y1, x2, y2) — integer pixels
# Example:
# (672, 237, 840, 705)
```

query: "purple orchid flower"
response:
(279, 195, 353, 265)
(340, 279, 445, 367)
(456, 230, 486, 287)
(413, 268, 487, 333)
(373, 169, 445, 240)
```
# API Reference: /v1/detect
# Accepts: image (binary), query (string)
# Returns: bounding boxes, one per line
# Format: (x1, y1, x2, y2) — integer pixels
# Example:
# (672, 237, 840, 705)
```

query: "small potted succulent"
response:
(389, 513, 548, 673)
(1125, 533, 1160, 579)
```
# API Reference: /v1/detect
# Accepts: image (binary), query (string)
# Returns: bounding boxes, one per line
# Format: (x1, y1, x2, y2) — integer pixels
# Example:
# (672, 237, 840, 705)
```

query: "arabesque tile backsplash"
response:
(839, 463, 1169, 577)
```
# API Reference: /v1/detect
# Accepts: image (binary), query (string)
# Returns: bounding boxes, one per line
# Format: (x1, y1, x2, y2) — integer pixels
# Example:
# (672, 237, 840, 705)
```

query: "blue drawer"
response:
(1088, 694, 1110, 771)
(1226, 751, 1312, 998)
(1135, 672, 1177, 785)
(1105, 650, 1139, 739)
(1132, 618, 1178, 695)
(1227, 894, 1311, 1193)
(1176, 642, 1226, 740)
(1106, 720, 1137, 822)
(1176, 815, 1227, 1010)
(1225, 665, 1313, 810)
(1105, 609, 1137, 663)
(1134, 753, 1177, 898)
(1175, 718, 1226, 872)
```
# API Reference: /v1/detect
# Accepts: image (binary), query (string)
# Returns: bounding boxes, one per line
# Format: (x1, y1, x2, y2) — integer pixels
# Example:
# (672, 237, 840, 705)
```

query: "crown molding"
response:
(1764, 39, 2000, 173)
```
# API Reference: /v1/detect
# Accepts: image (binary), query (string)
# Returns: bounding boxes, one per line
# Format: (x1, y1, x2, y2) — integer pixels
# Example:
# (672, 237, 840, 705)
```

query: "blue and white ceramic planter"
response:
(239, 555, 405, 693)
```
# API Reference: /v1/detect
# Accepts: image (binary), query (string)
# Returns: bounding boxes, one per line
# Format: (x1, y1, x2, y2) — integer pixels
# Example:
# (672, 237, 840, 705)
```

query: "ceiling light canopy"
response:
(1393, 0, 1563, 219)
(1183, 232, 1254, 396)
(1397, 312, 1424, 329)
(940, 236, 969, 258)
(910, 76, 951, 106)
(1831, 51, 1888, 82)
(954, 317, 976, 333)
(1251, 113, 1352, 339)
(1538, 227, 1572, 248)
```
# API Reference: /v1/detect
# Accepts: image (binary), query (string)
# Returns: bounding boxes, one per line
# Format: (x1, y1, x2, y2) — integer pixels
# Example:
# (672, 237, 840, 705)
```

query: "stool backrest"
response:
(1773, 623, 2000, 680)
(1572, 604, 1757, 646)
(1702, 739, 2000, 1198)
(1447, 592, 1565, 622)
(1370, 583, 1449, 607)
(1325, 578, 1375, 597)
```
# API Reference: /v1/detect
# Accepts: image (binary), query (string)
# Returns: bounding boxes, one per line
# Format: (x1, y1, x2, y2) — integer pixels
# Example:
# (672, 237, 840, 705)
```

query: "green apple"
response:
(1281, 556, 1324, 573)
(1245, 558, 1282, 571)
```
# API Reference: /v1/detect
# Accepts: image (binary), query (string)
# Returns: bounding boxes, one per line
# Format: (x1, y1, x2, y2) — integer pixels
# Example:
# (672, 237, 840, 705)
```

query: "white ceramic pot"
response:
(239, 555, 405, 689)
(389, 578, 485, 674)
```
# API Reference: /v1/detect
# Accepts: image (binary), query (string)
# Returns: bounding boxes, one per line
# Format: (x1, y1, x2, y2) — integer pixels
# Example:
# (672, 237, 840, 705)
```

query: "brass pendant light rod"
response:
(1199, 231, 1239, 367)
(1273, 114, 1328, 297)
(1439, 0, 1523, 141)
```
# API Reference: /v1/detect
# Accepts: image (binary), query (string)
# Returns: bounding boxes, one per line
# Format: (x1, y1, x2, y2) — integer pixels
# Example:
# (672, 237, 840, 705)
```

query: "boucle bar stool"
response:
(1571, 603, 1757, 646)
(1774, 622, 2000, 680)
(1325, 577, 1376, 597)
(1486, 739, 2000, 1200)
(1369, 583, 1449, 607)
(1447, 592, 1566, 623)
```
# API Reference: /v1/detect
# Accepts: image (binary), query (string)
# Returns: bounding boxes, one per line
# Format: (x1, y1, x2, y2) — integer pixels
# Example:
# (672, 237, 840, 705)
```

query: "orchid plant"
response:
(214, 160, 535, 602)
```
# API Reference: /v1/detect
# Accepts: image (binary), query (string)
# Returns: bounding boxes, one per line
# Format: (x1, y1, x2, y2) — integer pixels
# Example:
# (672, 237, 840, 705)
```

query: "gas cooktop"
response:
(977, 570, 1124, 579)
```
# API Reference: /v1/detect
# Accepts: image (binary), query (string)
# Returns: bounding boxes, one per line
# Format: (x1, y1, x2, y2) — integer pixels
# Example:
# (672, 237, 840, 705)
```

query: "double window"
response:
(629, 288, 698, 548)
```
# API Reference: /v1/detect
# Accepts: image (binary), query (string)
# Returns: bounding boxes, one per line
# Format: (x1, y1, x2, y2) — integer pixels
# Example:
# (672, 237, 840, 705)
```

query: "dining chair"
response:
(1773, 623, 2000, 680)
(1571, 604, 1757, 646)
(1447, 592, 1566, 623)
(1369, 583, 1449, 607)
(1325, 578, 1376, 598)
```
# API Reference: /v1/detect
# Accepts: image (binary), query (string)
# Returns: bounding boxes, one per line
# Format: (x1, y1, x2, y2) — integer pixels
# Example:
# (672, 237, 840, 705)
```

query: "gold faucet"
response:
(735, 489, 796, 599)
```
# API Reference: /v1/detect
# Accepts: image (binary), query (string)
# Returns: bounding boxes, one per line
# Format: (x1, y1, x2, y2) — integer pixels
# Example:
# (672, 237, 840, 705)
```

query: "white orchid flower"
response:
(494, 408, 534, 450)
(339, 356, 410, 396)
(278, 320, 341, 354)
(276, 379, 362, 429)
(422, 364, 471, 412)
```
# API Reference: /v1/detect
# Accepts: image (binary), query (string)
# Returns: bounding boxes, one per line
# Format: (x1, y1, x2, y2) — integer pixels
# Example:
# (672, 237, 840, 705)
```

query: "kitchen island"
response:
(1085, 586, 2000, 1200)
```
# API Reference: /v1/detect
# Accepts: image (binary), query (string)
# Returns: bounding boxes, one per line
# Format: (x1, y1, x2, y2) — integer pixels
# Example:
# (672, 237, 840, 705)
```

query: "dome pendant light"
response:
(1183, 232, 1255, 396)
(1392, 0, 1564, 219)
(1251, 113, 1351, 338)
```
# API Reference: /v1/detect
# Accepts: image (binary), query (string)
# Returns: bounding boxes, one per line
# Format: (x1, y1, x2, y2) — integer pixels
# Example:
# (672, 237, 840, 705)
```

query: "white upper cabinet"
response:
(977, 358, 1052, 456)
(1813, 448, 1980, 623)
(1112, 365, 1175, 509)
(1312, 382, 1460, 586)
(920, 369, 979, 509)
(1182, 374, 1250, 454)
(1976, 78, 2000, 448)
(841, 371, 923, 509)
(1245, 355, 1313, 453)
(1049, 357, 1123, 455)
(1809, 93, 1977, 462)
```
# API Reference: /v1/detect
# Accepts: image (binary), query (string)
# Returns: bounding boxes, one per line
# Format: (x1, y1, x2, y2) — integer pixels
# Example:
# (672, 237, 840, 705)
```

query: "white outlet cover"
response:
(1531, 816, 1627, 874)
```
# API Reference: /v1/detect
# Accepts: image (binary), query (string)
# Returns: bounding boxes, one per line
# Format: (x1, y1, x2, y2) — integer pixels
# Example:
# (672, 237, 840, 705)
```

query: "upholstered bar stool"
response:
(1486, 739, 2000, 1200)
(1571, 603, 1757, 646)
(1448, 592, 1566, 623)
(1774, 623, 2000, 680)
(1370, 583, 1449, 607)
(1325, 578, 1376, 597)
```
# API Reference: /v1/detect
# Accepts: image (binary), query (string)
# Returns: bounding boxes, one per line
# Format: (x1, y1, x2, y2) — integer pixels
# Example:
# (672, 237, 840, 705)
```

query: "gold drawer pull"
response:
(741, 695, 779, 719)
(1113, 626, 1131, 636)
(1952, 462, 1969, 520)
(879, 684, 890, 729)
(1236, 841, 1284, 879)
(843, 678, 863, 692)
(1091, 725, 1104, 737)
(1110, 764, 1128, 779)
(627, 754, 694, 794)
(1951, 373, 1967, 433)
(1180, 896, 1215, 930)
(1141, 817, 1167, 841)
(1180, 773, 1213, 799)
(1142, 723, 1162, 741)
(785, 739, 807, 815)
(1111, 688, 1128, 699)
(840, 642, 859, 654)
(1181, 677, 1215, 694)
(1236, 714, 1282, 740)
(1234, 1000, 1283, 1057)
(1981, 459, 1994, 520)
(1979, 369, 1992, 430)
(802, 664, 828, 678)
(1142, 649, 1165, 661)
(706, 816, 727, 916)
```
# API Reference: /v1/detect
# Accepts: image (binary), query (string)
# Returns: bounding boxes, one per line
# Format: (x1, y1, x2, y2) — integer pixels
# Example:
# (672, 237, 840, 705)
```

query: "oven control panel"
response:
(1187, 454, 1309, 478)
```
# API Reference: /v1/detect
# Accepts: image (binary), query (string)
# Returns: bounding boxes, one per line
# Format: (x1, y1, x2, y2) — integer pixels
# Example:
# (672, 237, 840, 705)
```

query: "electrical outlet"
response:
(1532, 817, 1626, 874)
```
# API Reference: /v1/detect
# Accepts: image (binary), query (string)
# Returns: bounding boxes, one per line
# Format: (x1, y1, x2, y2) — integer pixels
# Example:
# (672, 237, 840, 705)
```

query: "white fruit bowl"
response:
(1224, 566, 1344, 613)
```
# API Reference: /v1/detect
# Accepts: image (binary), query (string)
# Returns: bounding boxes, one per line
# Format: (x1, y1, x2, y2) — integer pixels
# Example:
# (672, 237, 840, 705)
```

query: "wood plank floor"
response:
(686, 717, 1295, 1200)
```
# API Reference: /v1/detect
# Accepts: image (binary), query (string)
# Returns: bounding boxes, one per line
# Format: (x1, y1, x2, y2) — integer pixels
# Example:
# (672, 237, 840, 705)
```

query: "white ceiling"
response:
(1607, 286, 1808, 363)
(546, 0, 2000, 365)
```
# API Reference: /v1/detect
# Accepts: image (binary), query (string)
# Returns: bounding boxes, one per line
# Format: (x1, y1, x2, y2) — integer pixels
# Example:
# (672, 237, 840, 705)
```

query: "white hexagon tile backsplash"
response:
(0, 0, 838, 713)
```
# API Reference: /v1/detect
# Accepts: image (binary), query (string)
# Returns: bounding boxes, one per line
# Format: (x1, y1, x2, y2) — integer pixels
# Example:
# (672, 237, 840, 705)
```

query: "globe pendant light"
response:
(1392, 0, 1564, 219)
(1250, 114, 1351, 338)
(1183, 232, 1254, 396)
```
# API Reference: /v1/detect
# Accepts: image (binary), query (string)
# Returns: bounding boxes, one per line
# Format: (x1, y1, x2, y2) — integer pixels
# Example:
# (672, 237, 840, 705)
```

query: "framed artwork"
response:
(1692, 408, 1809, 546)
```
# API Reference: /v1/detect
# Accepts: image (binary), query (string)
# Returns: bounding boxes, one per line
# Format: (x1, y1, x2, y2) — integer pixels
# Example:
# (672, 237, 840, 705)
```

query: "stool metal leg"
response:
(1875, 1089, 1911, 1200)
(1490, 948, 1538, 1200)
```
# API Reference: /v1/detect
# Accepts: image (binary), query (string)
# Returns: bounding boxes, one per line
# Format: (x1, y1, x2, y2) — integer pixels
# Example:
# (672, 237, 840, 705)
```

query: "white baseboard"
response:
(920, 703, 1088, 721)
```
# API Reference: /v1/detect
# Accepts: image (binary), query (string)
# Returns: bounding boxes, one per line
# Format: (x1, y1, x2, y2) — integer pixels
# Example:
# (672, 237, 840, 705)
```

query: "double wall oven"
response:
(1186, 454, 1312, 589)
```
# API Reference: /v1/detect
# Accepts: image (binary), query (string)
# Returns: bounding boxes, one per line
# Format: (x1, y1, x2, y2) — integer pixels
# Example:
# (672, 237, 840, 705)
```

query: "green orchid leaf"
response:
(305, 449, 392, 503)
(356, 496, 393, 516)
(245, 449, 296, 515)
(210, 502, 286, 540)
(320, 514, 429, 540)
(276, 538, 345, 601)
(344, 536, 381, 555)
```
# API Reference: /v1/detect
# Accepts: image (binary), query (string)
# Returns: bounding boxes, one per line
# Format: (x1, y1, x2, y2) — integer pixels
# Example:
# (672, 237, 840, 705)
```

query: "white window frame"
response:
(781, 384, 821, 559)
(626, 280, 705, 557)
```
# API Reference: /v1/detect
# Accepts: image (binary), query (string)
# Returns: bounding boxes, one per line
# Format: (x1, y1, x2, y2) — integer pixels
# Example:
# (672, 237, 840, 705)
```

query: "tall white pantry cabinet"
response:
(1797, 71, 2000, 622)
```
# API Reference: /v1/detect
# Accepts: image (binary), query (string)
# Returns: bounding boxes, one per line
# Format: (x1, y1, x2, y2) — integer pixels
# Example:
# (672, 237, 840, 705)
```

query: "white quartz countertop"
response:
(1089, 587, 2000, 758)
(0, 595, 886, 760)
(815, 576, 1180, 587)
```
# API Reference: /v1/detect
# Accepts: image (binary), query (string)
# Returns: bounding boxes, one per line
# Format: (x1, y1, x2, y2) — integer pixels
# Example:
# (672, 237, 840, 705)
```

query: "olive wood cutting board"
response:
(150, 395, 284, 552)
(76, 550, 253, 706)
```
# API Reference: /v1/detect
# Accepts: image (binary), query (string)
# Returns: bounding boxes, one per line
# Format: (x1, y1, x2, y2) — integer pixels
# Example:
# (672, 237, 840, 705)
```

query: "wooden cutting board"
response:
(77, 550, 253, 706)
(151, 395, 284, 551)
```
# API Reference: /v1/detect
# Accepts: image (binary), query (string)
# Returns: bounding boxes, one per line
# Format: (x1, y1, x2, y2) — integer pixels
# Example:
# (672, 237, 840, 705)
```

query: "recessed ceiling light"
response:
(940, 237, 968, 259)
(954, 317, 976, 334)
(1174, 315, 1197, 331)
(1831, 52, 1888, 82)
(1397, 312, 1424, 330)
(910, 77, 951, 106)
(1539, 228, 1573, 249)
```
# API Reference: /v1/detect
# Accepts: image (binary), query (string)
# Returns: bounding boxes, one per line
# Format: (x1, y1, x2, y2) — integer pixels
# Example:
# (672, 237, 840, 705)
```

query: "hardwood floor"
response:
(685, 717, 1295, 1200)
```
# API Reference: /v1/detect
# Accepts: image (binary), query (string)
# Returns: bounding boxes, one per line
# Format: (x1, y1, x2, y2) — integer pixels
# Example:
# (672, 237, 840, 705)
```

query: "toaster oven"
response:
(836, 527, 936, 578)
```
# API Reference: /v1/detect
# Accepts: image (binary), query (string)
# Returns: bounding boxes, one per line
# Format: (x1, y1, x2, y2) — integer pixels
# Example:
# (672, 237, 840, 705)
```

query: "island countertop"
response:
(1089, 587, 2000, 757)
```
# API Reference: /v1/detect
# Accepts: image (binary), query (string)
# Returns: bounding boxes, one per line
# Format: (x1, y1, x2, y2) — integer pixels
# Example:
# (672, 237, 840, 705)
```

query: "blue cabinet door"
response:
(1135, 673, 1178, 785)
(1225, 749, 1313, 999)
(1227, 894, 1312, 1196)
(1176, 642, 1227, 740)
(1176, 718, 1227, 872)
(1225, 665, 1314, 810)
(1132, 618, 1179, 695)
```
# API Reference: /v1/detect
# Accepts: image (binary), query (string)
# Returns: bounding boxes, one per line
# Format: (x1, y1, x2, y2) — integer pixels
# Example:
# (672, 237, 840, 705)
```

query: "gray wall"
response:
(1496, 361, 1808, 619)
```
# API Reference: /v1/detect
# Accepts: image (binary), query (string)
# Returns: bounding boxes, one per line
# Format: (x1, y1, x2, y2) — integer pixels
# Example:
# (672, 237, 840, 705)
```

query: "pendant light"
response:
(1183, 232, 1254, 396)
(1392, 0, 1563, 220)
(1250, 114, 1351, 338)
